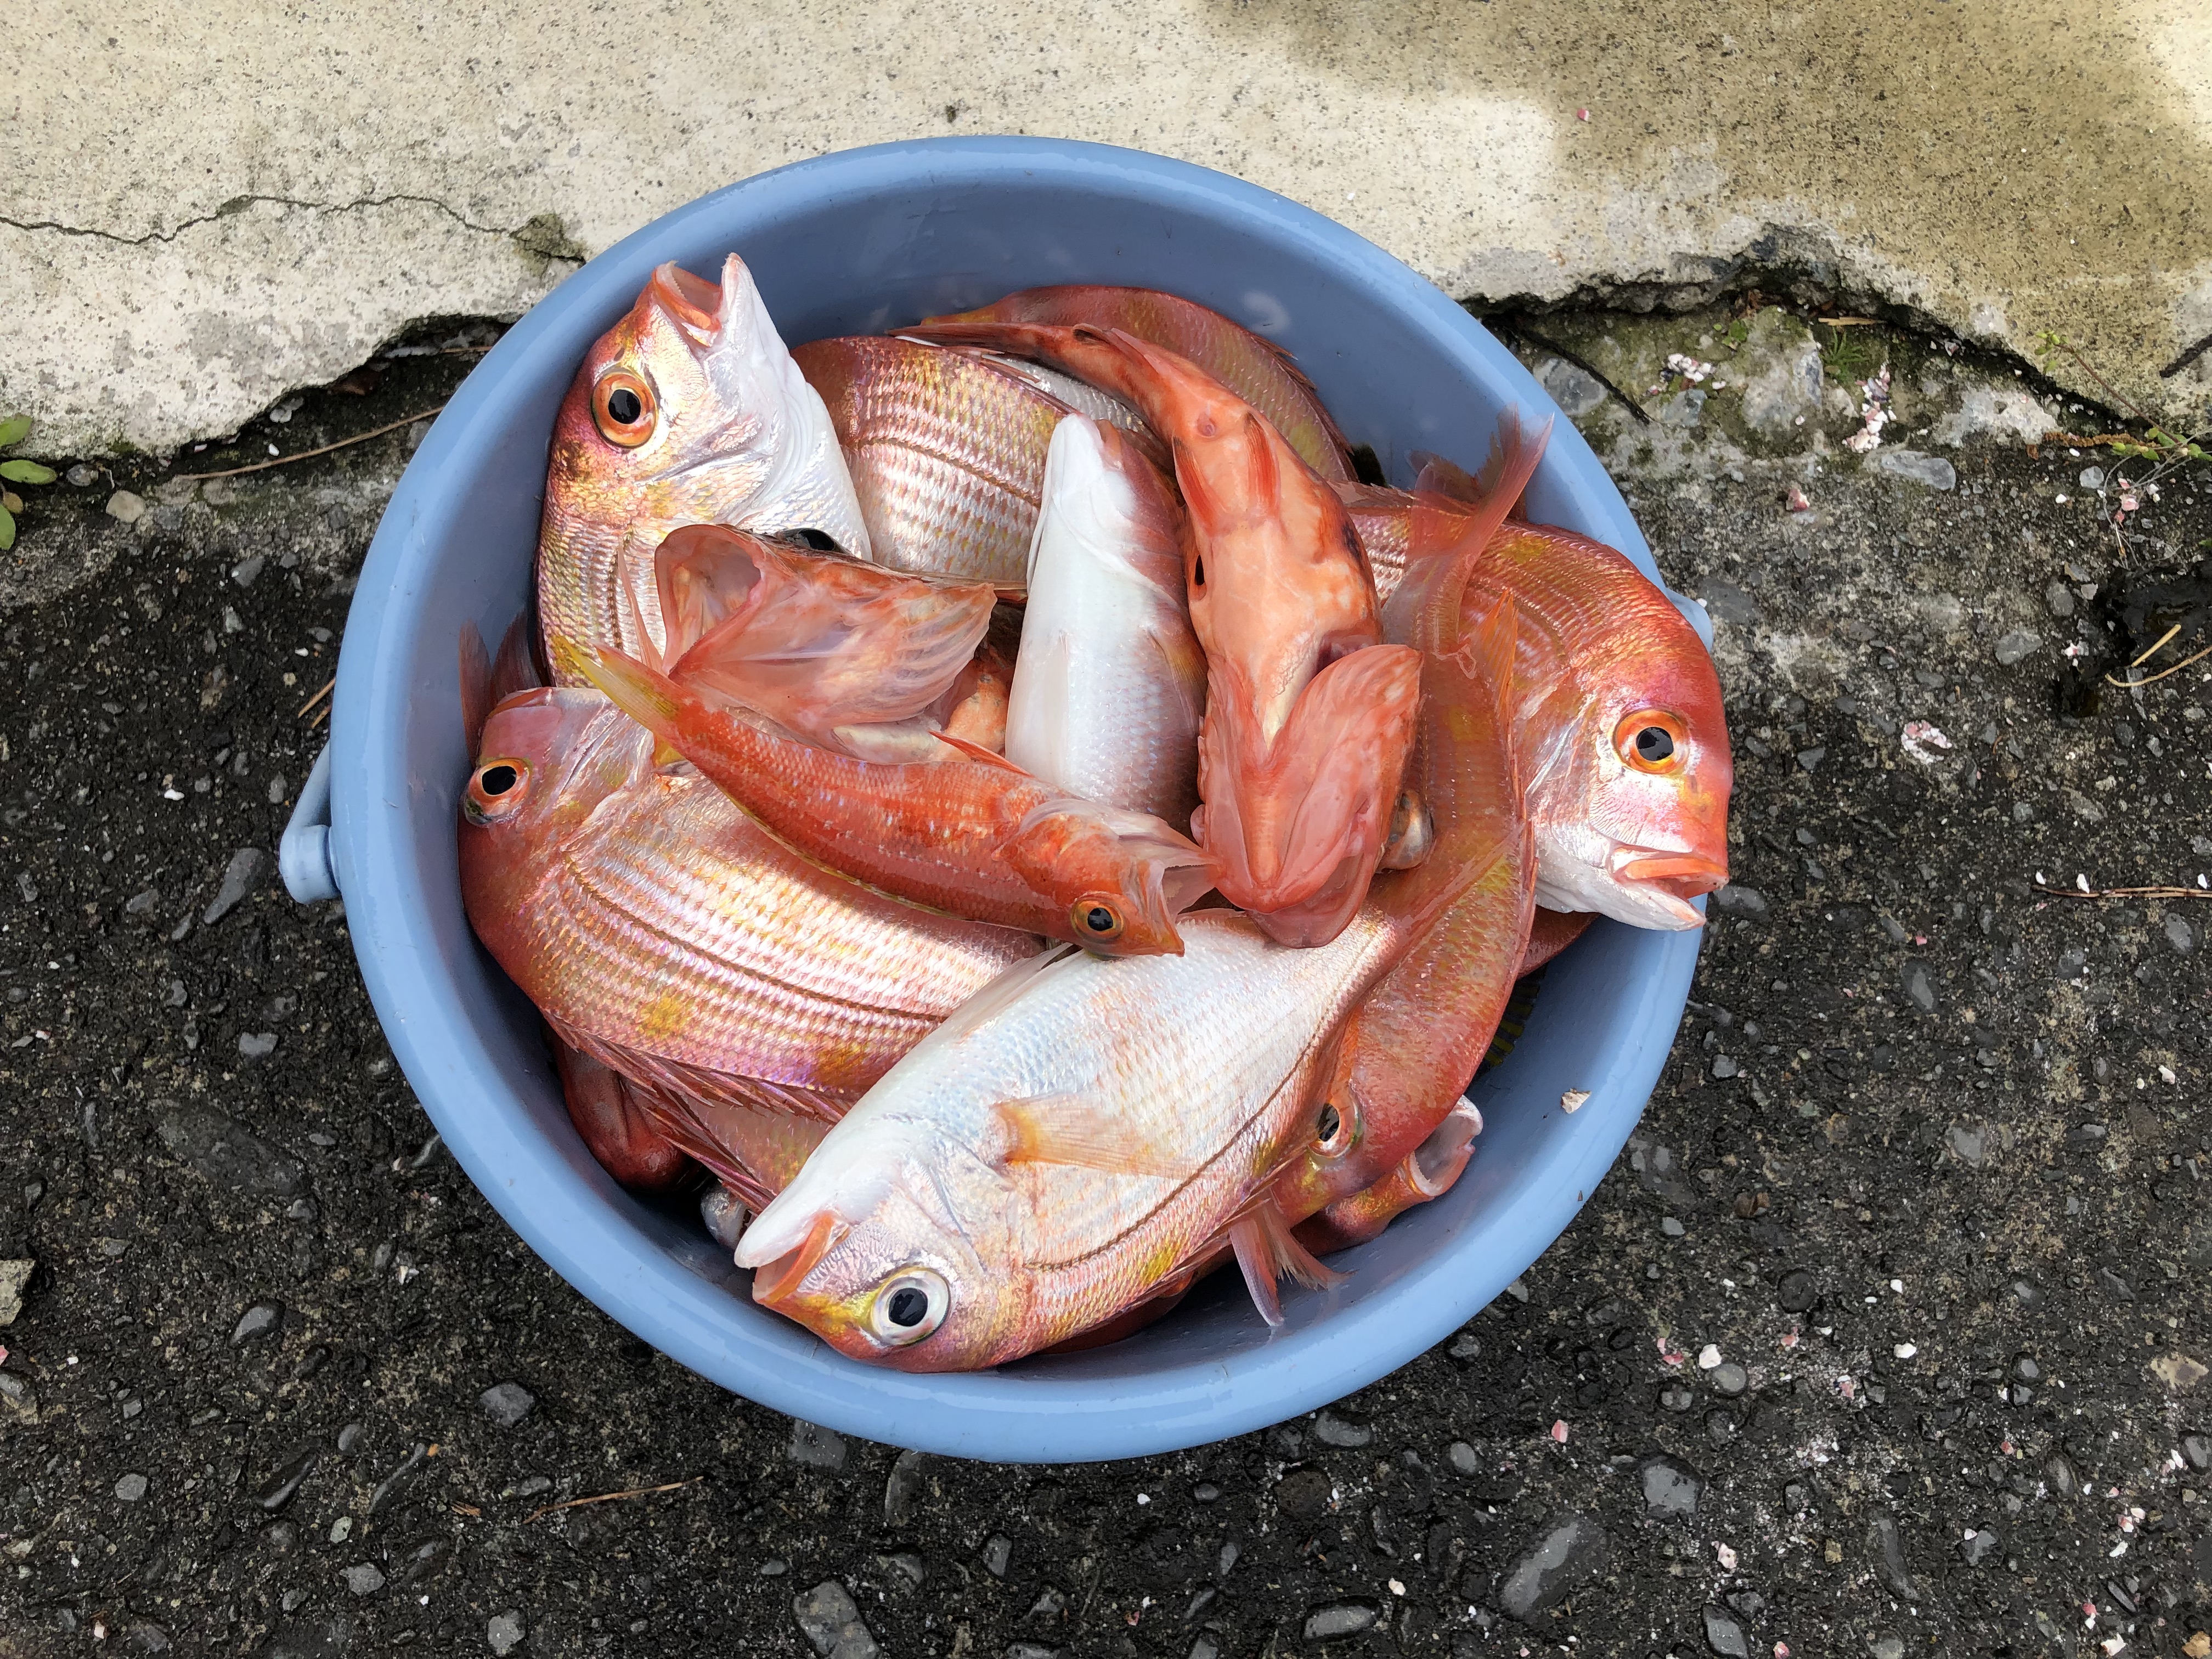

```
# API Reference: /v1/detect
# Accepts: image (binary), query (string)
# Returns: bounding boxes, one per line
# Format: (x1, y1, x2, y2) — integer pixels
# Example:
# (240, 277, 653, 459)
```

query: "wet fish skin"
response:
(917, 285, 1354, 481)
(538, 255, 869, 677)
(459, 689, 1040, 1115)
(793, 336, 1072, 585)
(551, 1037, 698, 1194)
(729, 537, 1522, 1369)
(1005, 415, 1207, 829)
(571, 645, 1216, 957)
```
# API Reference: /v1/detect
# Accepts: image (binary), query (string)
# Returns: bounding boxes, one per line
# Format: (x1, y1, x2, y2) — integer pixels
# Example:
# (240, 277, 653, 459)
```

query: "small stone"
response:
(981, 1534, 1012, 1577)
(336, 1421, 366, 1453)
(788, 1419, 848, 1471)
(883, 1448, 929, 1526)
(1992, 628, 2040, 667)
(759, 1559, 789, 1577)
(1661, 1217, 1685, 1237)
(238, 1031, 279, 1059)
(1776, 1269, 1819, 1313)
(254, 1443, 321, 1511)
(1448, 1441, 1481, 1476)
(105, 489, 147, 524)
(487, 1611, 525, 1655)
(1448, 1331, 1482, 1360)
(2179, 1434, 2211, 1471)
(115, 1472, 149, 1502)
(1303, 1602, 1380, 1640)
(2011, 1279, 2043, 1311)
(1705, 1409, 1739, 1445)
(2044, 581, 2076, 618)
(202, 847, 272, 924)
(1711, 885, 1768, 920)
(1871, 1637, 1905, 1659)
(0, 1369, 39, 1423)
(1946, 1124, 1990, 1167)
(1866, 1514, 1919, 1600)
(1900, 960, 1937, 1013)
(1313, 1409, 1371, 1448)
(1702, 1605, 1750, 1659)
(1193, 1482, 1221, 1503)
(1641, 1457, 1702, 1518)
(1709, 1056, 1739, 1080)
(65, 464, 97, 487)
(2167, 913, 2198, 955)
(792, 1579, 879, 1659)
(1536, 358, 1608, 418)
(2079, 465, 2107, 490)
(1867, 449, 1956, 490)
(1699, 579, 1760, 627)
(157, 1106, 304, 1196)
(877, 1552, 924, 1588)
(1497, 1512, 1608, 1622)
(233, 1301, 284, 1345)
(1795, 746, 1825, 772)
(0, 1257, 31, 1325)
(1959, 1528, 1999, 1566)
(2099, 1267, 2136, 1303)
(1697, 1344, 1722, 1370)
(479, 1382, 536, 1427)
(2151, 1353, 2208, 1391)
(342, 1562, 385, 1596)
(230, 555, 266, 589)
(1711, 1362, 1748, 1396)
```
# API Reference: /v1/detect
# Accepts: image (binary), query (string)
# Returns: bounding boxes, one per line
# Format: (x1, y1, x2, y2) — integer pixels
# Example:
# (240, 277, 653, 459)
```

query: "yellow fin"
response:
(989, 1095, 1187, 1178)
(565, 640, 682, 741)
(1227, 1198, 1347, 1328)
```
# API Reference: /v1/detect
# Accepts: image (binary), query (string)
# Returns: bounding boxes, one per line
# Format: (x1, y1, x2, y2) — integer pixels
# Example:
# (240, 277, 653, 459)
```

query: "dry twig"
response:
(297, 676, 336, 718)
(177, 407, 445, 481)
(524, 1476, 703, 1523)
(2033, 881, 2212, 902)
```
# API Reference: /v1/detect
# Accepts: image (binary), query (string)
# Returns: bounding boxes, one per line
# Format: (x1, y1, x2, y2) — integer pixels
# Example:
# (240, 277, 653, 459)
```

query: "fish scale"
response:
(795, 336, 1074, 584)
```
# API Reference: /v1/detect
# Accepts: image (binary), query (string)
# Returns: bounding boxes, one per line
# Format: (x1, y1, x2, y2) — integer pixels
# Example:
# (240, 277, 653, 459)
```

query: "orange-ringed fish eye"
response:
(1071, 898, 1125, 943)
(464, 758, 531, 823)
(868, 1267, 950, 1345)
(591, 369, 657, 448)
(1314, 1098, 1355, 1156)
(1616, 709, 1688, 774)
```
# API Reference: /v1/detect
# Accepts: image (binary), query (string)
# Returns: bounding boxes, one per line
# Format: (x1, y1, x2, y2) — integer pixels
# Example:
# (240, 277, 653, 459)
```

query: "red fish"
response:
(570, 641, 1216, 957)
(916, 285, 1355, 481)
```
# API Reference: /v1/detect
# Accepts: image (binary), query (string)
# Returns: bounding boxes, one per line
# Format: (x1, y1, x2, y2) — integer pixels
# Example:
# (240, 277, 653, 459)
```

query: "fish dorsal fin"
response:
(988, 1096, 1189, 1178)
(459, 623, 493, 756)
(1226, 1199, 1347, 1327)
(490, 613, 545, 701)
(933, 731, 1031, 772)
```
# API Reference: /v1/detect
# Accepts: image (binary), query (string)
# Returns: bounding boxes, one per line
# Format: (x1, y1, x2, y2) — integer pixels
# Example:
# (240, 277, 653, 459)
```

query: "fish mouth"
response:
(1611, 849, 1729, 901)
(740, 1207, 844, 1307)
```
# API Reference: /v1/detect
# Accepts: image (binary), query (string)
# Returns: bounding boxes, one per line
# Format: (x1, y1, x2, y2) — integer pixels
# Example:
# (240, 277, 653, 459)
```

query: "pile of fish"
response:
(457, 255, 1733, 1371)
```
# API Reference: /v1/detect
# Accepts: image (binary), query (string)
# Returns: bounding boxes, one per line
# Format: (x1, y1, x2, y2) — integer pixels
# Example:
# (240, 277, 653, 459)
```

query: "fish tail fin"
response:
(1229, 1199, 1347, 1327)
(459, 623, 492, 756)
(563, 637, 684, 741)
(1381, 414, 1547, 654)
(1409, 448, 1480, 501)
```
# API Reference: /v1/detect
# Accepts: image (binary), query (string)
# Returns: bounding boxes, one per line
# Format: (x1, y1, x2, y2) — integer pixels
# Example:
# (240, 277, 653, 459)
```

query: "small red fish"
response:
(570, 641, 1216, 956)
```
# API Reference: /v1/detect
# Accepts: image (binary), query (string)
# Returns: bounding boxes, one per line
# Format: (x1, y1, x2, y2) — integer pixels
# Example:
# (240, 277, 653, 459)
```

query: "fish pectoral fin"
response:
(933, 731, 1032, 772)
(565, 640, 684, 741)
(988, 1095, 1188, 1179)
(1227, 1200, 1347, 1328)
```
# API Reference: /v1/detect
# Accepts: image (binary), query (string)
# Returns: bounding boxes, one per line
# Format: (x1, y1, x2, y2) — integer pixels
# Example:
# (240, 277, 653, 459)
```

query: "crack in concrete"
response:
(0, 192, 558, 250)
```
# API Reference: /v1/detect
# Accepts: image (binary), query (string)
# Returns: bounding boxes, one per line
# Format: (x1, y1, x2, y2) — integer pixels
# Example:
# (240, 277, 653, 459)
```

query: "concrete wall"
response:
(8, 0, 2211, 455)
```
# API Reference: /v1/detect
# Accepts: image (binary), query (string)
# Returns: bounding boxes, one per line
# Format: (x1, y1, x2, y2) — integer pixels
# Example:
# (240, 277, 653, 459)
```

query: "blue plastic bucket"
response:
(284, 137, 1705, 1463)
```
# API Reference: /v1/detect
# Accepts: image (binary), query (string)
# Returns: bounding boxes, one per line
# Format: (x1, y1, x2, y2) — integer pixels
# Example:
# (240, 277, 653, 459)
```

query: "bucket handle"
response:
(279, 744, 340, 902)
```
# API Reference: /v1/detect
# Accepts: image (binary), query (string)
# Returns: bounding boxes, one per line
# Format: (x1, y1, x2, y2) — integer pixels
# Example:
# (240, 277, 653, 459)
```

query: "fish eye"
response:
(464, 758, 531, 823)
(868, 1266, 950, 1346)
(1616, 710, 1688, 775)
(591, 369, 657, 447)
(1071, 898, 1125, 943)
(1314, 1098, 1355, 1156)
